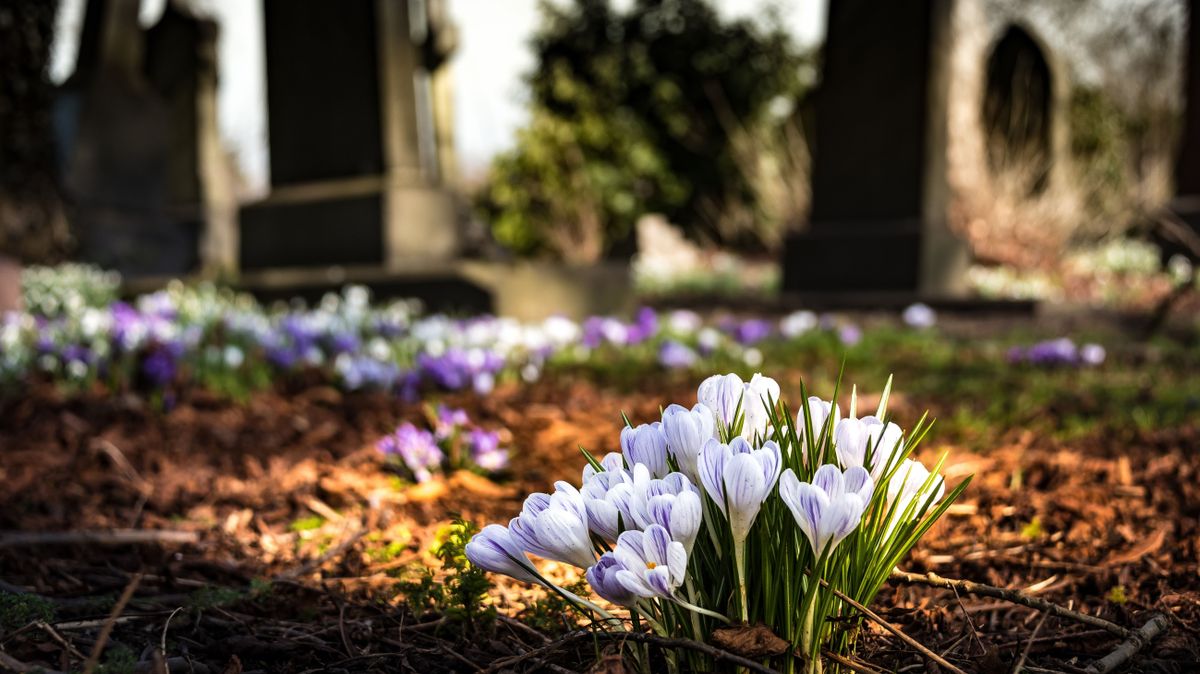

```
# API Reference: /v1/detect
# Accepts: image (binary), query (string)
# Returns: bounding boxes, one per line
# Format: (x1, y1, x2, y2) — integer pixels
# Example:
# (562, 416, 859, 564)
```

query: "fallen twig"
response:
(890, 570, 1131, 638)
(821, 649, 886, 674)
(0, 530, 198, 549)
(481, 629, 780, 674)
(1083, 613, 1171, 674)
(33, 620, 87, 661)
(820, 581, 968, 674)
(1012, 609, 1049, 673)
(0, 650, 65, 674)
(81, 573, 142, 674)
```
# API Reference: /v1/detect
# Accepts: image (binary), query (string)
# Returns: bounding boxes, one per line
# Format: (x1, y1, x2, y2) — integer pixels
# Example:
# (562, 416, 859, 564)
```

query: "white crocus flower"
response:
(628, 464, 703, 553)
(697, 372, 781, 441)
(698, 437, 782, 542)
(508, 482, 596, 569)
(465, 524, 543, 584)
(621, 422, 669, 478)
(661, 402, 716, 483)
(834, 416, 904, 481)
(779, 464, 874, 557)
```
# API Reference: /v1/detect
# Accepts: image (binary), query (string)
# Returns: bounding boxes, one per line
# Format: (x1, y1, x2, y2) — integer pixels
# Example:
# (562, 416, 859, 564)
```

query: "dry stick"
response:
(481, 629, 780, 674)
(821, 649, 887, 674)
(1012, 609, 1050, 674)
(81, 572, 142, 674)
(820, 582, 968, 674)
(890, 570, 1131, 638)
(34, 620, 88, 661)
(1083, 613, 1171, 674)
(0, 530, 199, 549)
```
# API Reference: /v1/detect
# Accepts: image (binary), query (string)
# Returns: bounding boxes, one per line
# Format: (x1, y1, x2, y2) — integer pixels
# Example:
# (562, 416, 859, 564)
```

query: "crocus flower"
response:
(779, 464, 873, 557)
(509, 482, 596, 569)
(838, 324, 862, 346)
(594, 524, 687, 604)
(621, 422, 670, 478)
(661, 402, 715, 484)
(698, 437, 782, 543)
(629, 464, 703, 553)
(798, 396, 841, 457)
(883, 458, 945, 536)
(435, 405, 470, 439)
(779, 310, 817, 338)
(1080, 343, 1106, 366)
(697, 372, 780, 441)
(378, 423, 444, 483)
(834, 416, 903, 481)
(586, 554, 640, 606)
(902, 303, 937, 329)
(465, 524, 542, 585)
(658, 340, 698, 369)
(582, 469, 636, 542)
(469, 428, 508, 472)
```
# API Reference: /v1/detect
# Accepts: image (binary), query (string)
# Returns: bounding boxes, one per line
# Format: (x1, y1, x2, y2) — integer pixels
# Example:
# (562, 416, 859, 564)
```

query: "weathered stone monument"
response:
(239, 0, 459, 271)
(1172, 0, 1200, 251)
(782, 0, 967, 297)
(58, 0, 230, 278)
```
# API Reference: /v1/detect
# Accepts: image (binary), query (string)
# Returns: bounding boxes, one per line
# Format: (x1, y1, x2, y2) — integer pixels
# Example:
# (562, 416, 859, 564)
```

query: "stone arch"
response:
(982, 24, 1055, 194)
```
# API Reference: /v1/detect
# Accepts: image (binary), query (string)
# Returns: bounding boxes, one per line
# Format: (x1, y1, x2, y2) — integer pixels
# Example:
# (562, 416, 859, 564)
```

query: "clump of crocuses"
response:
(378, 405, 509, 482)
(466, 372, 967, 673)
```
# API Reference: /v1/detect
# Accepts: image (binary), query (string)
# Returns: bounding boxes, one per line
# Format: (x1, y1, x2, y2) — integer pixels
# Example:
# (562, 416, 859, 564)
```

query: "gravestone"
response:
(782, 0, 968, 296)
(240, 0, 459, 271)
(58, 0, 225, 278)
(1172, 0, 1200, 255)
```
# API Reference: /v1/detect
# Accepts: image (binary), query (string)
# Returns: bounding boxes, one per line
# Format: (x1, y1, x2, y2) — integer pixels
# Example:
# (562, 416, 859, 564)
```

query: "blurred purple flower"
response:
(378, 422, 444, 483)
(658, 340, 698, 369)
(469, 427, 509, 472)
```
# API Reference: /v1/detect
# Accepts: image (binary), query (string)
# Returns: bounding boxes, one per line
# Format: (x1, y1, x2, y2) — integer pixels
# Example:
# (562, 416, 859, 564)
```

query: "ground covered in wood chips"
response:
(1, 348, 1198, 673)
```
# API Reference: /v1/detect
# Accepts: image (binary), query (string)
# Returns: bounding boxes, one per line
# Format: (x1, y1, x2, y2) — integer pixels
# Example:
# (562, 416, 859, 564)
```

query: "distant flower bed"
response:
(467, 372, 966, 672)
(1, 272, 948, 403)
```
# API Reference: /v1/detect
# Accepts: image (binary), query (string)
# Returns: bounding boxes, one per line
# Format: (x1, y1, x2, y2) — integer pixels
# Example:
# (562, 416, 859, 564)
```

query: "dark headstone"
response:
(1170, 0, 1200, 259)
(240, 195, 384, 269)
(782, 0, 963, 296)
(262, 0, 383, 186)
(59, 0, 203, 277)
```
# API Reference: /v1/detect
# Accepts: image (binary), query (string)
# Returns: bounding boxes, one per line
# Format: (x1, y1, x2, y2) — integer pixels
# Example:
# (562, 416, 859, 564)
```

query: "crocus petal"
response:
(724, 452, 767, 542)
(699, 438, 729, 515)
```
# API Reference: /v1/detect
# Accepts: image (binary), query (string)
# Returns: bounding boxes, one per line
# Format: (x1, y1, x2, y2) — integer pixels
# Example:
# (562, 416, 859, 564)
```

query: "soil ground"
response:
(1, 367, 1198, 673)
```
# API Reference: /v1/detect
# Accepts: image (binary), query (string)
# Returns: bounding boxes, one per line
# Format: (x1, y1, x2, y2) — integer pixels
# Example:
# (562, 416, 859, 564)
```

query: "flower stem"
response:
(734, 538, 748, 623)
(672, 596, 731, 624)
(685, 577, 705, 638)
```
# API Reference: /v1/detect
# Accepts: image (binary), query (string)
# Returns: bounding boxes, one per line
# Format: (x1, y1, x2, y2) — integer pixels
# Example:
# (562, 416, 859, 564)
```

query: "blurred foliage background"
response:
(477, 0, 814, 263)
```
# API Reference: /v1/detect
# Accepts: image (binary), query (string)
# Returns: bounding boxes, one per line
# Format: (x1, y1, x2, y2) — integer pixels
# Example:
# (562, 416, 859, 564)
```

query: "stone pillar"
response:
(377, 0, 458, 265)
(240, 0, 459, 271)
(1173, 0, 1200, 243)
(782, 0, 968, 297)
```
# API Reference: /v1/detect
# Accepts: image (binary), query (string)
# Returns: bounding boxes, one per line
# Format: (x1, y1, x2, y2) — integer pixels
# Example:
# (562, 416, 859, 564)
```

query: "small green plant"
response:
(94, 643, 137, 674)
(1106, 585, 1129, 605)
(0, 591, 55, 632)
(186, 585, 244, 611)
(289, 515, 325, 532)
(1020, 516, 1045, 540)
(399, 520, 496, 625)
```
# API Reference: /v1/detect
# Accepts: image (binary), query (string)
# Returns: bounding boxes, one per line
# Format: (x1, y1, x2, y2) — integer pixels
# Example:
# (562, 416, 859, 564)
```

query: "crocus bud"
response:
(621, 422, 669, 478)
(661, 402, 715, 483)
